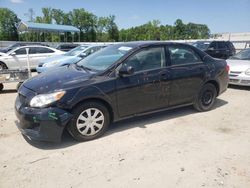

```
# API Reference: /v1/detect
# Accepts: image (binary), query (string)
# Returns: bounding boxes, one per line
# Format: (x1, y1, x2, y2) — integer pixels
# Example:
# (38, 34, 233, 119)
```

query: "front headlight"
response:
(245, 68, 250, 76)
(43, 61, 59, 67)
(30, 91, 65, 108)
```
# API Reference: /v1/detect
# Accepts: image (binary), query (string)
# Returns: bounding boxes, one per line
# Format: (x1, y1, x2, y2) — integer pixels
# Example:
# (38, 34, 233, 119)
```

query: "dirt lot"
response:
(0, 83, 250, 188)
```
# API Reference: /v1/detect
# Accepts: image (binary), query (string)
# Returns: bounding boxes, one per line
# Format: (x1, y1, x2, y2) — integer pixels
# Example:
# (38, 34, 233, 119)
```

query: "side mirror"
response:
(119, 65, 134, 76)
(10, 52, 16, 56)
(79, 52, 87, 58)
(207, 47, 214, 51)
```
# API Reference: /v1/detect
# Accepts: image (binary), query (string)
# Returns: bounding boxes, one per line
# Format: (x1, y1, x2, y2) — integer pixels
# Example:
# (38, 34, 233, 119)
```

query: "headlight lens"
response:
(245, 68, 250, 76)
(43, 61, 59, 67)
(30, 91, 65, 108)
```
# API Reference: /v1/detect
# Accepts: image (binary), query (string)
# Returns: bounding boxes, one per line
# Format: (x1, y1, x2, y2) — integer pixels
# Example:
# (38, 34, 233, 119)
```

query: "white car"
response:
(227, 48, 250, 86)
(0, 45, 64, 70)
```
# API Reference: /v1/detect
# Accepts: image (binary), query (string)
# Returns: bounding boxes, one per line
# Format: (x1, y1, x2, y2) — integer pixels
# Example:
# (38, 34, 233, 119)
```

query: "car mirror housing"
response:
(207, 47, 214, 51)
(119, 65, 134, 76)
(10, 52, 16, 56)
(79, 53, 87, 58)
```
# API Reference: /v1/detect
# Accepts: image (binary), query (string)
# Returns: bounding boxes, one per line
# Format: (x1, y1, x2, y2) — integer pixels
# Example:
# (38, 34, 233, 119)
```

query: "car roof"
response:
(110, 41, 192, 48)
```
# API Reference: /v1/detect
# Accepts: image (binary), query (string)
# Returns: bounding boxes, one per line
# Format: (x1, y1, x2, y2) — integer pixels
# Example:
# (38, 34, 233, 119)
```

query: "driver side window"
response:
(124, 47, 165, 72)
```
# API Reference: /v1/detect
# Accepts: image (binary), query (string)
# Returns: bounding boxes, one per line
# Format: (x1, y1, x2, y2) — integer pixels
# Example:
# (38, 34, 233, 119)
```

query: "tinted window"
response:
(169, 45, 201, 66)
(124, 47, 165, 72)
(14, 48, 26, 55)
(35, 47, 54, 53)
(218, 42, 227, 49)
(209, 42, 217, 49)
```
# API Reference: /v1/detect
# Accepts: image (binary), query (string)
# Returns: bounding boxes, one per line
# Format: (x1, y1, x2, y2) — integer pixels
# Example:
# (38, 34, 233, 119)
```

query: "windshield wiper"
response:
(76, 64, 92, 72)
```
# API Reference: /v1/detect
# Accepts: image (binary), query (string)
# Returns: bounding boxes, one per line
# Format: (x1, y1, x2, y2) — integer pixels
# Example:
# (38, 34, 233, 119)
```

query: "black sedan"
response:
(15, 42, 229, 142)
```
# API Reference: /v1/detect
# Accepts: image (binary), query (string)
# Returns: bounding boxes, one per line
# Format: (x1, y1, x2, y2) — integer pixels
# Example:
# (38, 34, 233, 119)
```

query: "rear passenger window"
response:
(124, 47, 166, 72)
(218, 42, 226, 49)
(30, 47, 54, 54)
(169, 46, 201, 66)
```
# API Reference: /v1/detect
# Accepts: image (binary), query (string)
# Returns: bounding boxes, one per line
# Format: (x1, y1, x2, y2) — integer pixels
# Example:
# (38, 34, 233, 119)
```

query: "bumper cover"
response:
(15, 97, 73, 142)
(229, 76, 250, 86)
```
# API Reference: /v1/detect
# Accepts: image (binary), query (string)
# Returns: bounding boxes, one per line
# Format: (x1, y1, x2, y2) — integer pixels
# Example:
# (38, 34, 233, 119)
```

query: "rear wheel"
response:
(67, 101, 110, 142)
(193, 83, 217, 112)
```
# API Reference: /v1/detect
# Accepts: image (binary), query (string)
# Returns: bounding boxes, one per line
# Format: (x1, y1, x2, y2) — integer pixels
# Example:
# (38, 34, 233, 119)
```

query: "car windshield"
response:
(77, 44, 134, 71)
(192, 41, 211, 50)
(64, 45, 89, 56)
(229, 48, 250, 60)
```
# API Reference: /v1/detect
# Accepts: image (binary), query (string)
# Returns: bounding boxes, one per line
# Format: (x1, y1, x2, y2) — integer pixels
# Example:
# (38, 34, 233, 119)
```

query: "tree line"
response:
(0, 7, 210, 42)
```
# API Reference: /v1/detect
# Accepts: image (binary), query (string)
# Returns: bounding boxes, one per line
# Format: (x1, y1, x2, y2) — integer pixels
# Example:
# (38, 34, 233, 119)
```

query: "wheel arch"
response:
(71, 97, 114, 123)
(0, 61, 8, 69)
(204, 80, 220, 96)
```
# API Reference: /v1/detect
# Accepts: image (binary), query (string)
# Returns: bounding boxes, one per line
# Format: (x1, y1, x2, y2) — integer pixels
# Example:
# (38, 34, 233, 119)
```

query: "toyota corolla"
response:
(15, 42, 229, 142)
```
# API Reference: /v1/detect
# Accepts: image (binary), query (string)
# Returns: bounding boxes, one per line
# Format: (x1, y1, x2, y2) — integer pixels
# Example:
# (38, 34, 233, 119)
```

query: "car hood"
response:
(226, 59, 250, 72)
(40, 54, 80, 64)
(23, 65, 96, 94)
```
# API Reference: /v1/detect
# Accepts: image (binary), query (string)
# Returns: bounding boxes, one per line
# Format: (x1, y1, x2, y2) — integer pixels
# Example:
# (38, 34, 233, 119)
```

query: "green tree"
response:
(0, 8, 20, 41)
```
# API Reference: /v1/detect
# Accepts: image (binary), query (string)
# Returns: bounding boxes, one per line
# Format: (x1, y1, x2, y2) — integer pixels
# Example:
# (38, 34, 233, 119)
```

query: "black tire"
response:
(193, 83, 217, 112)
(0, 83, 3, 91)
(67, 101, 110, 142)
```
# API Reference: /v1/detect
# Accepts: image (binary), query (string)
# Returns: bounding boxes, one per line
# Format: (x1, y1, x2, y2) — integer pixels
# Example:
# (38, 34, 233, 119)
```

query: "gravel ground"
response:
(0, 83, 250, 188)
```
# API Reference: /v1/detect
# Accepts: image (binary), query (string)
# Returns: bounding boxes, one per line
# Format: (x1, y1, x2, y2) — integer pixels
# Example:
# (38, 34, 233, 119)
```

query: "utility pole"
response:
(24, 8, 35, 22)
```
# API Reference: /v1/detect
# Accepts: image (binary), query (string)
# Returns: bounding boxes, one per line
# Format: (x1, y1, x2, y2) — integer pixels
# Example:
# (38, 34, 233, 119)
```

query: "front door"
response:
(116, 46, 170, 117)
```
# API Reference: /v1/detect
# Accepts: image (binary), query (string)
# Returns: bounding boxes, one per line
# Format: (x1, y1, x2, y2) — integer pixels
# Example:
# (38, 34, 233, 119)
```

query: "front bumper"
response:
(15, 96, 73, 142)
(229, 75, 250, 86)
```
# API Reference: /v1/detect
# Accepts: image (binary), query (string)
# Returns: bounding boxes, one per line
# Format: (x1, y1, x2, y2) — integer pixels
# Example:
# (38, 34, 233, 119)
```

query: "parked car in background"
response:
(227, 48, 250, 86)
(0, 42, 48, 54)
(36, 44, 107, 73)
(15, 42, 229, 142)
(192, 41, 236, 59)
(0, 46, 64, 70)
(55, 43, 80, 52)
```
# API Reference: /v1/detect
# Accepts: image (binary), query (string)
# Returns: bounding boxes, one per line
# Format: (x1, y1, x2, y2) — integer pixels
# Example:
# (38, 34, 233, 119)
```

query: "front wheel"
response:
(193, 83, 217, 112)
(67, 101, 110, 142)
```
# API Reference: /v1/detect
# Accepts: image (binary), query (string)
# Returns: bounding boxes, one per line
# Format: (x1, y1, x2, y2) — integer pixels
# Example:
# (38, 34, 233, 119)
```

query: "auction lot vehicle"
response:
(0, 46, 64, 70)
(36, 45, 107, 73)
(192, 41, 236, 59)
(0, 42, 48, 54)
(55, 43, 80, 52)
(15, 42, 229, 142)
(227, 48, 250, 86)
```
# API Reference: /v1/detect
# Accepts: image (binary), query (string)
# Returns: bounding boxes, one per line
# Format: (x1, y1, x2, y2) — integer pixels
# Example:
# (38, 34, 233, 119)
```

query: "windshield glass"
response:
(229, 48, 250, 60)
(192, 41, 211, 50)
(77, 44, 134, 71)
(64, 45, 89, 56)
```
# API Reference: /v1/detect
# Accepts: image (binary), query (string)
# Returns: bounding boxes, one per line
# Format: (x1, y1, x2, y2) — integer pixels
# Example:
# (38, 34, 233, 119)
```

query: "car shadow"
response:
(0, 89, 17, 94)
(228, 85, 250, 91)
(25, 98, 228, 150)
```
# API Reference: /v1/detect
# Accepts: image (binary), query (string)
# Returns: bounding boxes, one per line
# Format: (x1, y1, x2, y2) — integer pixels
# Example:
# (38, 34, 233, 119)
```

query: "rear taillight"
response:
(226, 64, 230, 72)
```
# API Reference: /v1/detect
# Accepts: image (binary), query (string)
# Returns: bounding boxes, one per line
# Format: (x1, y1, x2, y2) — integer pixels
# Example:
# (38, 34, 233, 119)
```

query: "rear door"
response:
(116, 46, 170, 117)
(167, 44, 207, 106)
(29, 47, 56, 68)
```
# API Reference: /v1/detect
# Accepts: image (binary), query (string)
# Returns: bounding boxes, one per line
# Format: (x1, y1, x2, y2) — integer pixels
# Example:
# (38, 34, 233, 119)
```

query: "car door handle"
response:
(160, 73, 168, 81)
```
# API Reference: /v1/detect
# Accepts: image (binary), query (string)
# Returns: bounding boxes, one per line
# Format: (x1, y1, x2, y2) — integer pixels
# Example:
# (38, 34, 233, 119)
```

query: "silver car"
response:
(0, 45, 64, 70)
(227, 48, 250, 86)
